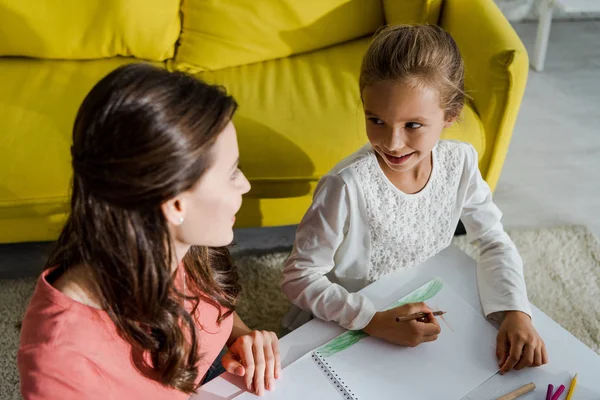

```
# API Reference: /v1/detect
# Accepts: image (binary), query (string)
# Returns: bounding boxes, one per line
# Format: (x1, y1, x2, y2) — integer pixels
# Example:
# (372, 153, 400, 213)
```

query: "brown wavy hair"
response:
(45, 63, 241, 393)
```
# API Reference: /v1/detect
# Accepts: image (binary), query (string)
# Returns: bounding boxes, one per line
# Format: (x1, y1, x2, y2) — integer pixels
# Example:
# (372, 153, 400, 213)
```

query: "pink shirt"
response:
(18, 268, 233, 400)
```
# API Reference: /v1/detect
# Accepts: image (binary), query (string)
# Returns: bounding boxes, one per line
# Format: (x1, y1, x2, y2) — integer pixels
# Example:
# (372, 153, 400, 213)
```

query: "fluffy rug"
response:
(1, 225, 599, 399)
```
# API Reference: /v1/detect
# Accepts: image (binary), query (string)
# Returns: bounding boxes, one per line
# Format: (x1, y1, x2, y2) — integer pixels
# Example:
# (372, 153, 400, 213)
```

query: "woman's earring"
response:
(179, 217, 184, 225)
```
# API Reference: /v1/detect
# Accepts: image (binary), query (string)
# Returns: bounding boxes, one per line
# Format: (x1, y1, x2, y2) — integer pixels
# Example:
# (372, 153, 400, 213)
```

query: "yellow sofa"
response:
(0, 0, 528, 244)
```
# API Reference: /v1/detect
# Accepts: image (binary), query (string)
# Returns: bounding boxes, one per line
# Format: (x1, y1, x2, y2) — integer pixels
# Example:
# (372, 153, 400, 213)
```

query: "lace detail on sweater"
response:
(351, 141, 466, 281)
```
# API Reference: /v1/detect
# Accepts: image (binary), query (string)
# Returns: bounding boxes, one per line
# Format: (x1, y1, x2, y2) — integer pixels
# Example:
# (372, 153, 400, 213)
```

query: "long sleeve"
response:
(281, 174, 377, 331)
(460, 145, 532, 319)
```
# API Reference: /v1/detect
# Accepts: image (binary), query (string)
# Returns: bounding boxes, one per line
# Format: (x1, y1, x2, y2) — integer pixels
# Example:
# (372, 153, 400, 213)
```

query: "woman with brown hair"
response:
(18, 63, 280, 399)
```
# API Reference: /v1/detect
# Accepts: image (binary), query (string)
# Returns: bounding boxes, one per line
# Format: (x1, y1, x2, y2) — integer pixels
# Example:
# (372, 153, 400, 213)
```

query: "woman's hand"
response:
(496, 311, 548, 374)
(222, 330, 281, 396)
(363, 302, 441, 347)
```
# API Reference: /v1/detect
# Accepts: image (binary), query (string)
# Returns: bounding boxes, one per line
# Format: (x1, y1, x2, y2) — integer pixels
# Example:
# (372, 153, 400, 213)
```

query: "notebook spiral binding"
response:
(311, 351, 358, 400)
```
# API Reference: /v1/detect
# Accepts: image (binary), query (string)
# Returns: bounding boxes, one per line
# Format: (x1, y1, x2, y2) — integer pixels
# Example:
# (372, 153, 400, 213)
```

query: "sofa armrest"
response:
(440, 0, 529, 191)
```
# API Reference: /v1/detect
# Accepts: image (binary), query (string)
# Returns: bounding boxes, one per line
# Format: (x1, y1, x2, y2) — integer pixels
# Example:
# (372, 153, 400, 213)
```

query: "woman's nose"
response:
(240, 173, 251, 195)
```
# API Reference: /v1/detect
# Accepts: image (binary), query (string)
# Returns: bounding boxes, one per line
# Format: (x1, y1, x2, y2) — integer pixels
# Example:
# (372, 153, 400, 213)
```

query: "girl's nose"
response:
(384, 128, 405, 152)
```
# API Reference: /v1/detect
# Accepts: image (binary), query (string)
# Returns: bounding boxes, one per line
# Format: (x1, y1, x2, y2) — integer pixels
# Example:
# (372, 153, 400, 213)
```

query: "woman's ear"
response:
(161, 196, 186, 226)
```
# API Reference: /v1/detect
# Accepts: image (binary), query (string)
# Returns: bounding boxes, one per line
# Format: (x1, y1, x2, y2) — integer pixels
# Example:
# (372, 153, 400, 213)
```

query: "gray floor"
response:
(495, 20, 600, 238)
(1, 21, 599, 279)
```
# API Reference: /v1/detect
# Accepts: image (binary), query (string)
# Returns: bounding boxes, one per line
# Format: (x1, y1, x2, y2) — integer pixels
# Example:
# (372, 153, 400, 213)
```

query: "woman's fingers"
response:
(252, 335, 266, 396)
(271, 332, 282, 380)
(238, 336, 255, 392)
(263, 341, 275, 391)
(229, 330, 280, 395)
(221, 351, 245, 376)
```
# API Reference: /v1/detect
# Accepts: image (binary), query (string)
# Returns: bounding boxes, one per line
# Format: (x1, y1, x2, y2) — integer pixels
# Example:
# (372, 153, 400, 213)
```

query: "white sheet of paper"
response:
(315, 280, 499, 399)
(233, 353, 342, 400)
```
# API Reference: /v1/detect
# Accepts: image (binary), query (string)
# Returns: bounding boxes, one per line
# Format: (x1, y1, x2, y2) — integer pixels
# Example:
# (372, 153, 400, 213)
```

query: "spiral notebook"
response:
(235, 278, 500, 400)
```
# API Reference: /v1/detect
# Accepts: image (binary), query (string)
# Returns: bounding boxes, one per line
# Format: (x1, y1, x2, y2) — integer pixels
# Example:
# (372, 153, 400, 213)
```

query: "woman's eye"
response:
(231, 167, 242, 181)
(368, 117, 384, 125)
(406, 122, 423, 130)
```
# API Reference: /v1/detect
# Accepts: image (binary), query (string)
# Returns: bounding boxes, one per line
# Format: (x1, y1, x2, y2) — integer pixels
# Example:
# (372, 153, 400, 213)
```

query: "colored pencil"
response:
(546, 384, 554, 400)
(551, 385, 565, 400)
(565, 373, 578, 400)
(496, 382, 536, 400)
(395, 311, 446, 322)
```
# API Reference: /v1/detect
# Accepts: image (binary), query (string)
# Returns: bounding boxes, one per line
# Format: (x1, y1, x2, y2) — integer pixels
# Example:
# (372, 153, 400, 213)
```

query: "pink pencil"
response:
(551, 385, 565, 400)
(546, 384, 554, 400)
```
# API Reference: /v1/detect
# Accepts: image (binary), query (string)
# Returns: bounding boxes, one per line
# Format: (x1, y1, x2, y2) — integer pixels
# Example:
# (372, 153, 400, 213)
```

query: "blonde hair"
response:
(359, 25, 465, 119)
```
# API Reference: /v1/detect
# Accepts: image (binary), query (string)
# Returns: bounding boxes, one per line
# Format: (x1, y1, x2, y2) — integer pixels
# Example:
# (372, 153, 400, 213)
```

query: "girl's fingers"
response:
(421, 334, 439, 343)
(423, 311, 441, 328)
(252, 337, 266, 396)
(496, 331, 509, 368)
(263, 342, 275, 391)
(500, 336, 524, 374)
(533, 346, 543, 367)
(515, 343, 535, 370)
(541, 342, 549, 365)
(408, 302, 432, 314)
(418, 320, 441, 336)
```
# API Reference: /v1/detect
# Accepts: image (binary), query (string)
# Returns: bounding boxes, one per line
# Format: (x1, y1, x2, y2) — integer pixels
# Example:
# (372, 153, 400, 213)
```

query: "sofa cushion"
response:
(0, 58, 159, 243)
(0, 0, 180, 61)
(197, 36, 485, 200)
(174, 0, 385, 72)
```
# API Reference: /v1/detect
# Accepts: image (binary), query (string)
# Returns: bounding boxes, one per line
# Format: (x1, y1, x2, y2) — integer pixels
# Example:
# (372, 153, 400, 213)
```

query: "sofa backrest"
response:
(174, 0, 445, 73)
(0, 0, 180, 61)
(174, 0, 386, 72)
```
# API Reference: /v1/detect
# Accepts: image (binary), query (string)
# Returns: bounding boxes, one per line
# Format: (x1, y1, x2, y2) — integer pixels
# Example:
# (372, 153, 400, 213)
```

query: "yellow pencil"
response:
(565, 373, 578, 400)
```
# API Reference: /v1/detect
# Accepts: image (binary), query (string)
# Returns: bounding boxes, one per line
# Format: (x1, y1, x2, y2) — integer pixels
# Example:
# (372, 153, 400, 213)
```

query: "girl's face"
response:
(362, 79, 455, 174)
(166, 121, 251, 250)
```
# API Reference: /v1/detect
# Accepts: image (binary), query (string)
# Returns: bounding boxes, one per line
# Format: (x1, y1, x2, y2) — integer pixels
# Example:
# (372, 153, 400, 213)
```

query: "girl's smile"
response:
(382, 151, 415, 165)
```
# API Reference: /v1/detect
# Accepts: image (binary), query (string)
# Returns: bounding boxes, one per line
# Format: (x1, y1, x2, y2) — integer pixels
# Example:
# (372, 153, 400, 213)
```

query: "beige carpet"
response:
(1, 225, 599, 399)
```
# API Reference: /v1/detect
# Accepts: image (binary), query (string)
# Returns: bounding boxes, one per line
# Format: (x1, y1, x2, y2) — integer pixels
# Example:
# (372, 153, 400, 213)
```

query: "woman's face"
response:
(169, 121, 251, 249)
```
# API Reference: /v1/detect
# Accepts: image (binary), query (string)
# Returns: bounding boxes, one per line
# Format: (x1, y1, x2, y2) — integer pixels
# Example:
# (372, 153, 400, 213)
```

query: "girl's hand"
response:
(496, 311, 548, 374)
(222, 330, 281, 396)
(363, 302, 441, 347)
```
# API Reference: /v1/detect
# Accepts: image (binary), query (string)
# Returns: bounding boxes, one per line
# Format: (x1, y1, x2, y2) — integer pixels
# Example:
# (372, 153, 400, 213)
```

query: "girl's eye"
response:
(406, 122, 423, 130)
(368, 117, 384, 125)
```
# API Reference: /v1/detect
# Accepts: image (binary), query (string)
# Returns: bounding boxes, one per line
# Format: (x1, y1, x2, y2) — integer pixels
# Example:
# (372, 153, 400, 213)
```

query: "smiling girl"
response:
(281, 25, 547, 374)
